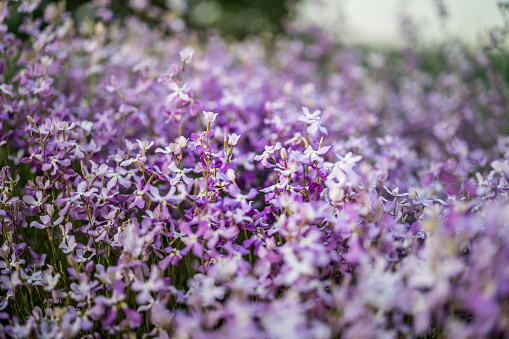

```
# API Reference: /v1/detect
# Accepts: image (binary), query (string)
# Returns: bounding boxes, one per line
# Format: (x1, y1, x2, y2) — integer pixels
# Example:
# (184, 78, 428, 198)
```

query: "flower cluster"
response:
(1, 1, 509, 338)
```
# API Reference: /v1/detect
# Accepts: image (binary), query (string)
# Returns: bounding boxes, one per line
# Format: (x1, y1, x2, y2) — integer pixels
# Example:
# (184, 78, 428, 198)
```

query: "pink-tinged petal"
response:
(120, 159, 133, 167)
(118, 177, 132, 188)
(168, 162, 179, 172)
(179, 222, 192, 235)
(54, 215, 64, 225)
(421, 173, 434, 187)
(30, 221, 46, 229)
(196, 221, 209, 237)
(59, 159, 71, 166)
(303, 145, 313, 154)
(77, 181, 88, 193)
(182, 175, 193, 185)
(223, 197, 237, 206)
(125, 307, 142, 329)
(155, 147, 170, 154)
(307, 124, 318, 134)
(119, 104, 137, 114)
(228, 184, 240, 197)
(40, 215, 51, 225)
(42, 163, 52, 171)
(245, 188, 257, 199)
(135, 290, 152, 305)
(107, 178, 117, 191)
(220, 226, 239, 240)
(317, 146, 331, 155)
(136, 197, 145, 209)
(158, 255, 172, 270)
(23, 195, 36, 205)
(192, 242, 203, 257)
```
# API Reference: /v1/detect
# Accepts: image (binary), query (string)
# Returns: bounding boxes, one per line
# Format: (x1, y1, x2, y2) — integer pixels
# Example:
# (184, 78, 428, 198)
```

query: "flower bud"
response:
(27, 116, 40, 133)
(178, 136, 188, 149)
(280, 147, 288, 161)
(46, 205, 55, 217)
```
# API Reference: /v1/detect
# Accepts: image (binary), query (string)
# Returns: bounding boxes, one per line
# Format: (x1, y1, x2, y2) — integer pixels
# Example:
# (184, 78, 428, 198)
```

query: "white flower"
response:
(203, 111, 219, 123)
(136, 139, 154, 152)
(168, 163, 193, 185)
(155, 143, 179, 154)
(227, 133, 241, 146)
(180, 47, 194, 64)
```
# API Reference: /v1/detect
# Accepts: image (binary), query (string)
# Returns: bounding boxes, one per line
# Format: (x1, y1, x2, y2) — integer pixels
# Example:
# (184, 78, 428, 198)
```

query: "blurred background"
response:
(301, 0, 504, 46)
(5, 0, 505, 46)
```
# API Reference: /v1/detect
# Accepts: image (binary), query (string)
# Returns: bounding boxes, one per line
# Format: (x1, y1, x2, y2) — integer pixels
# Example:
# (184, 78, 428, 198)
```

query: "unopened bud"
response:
(27, 116, 40, 133)
(94, 22, 105, 36)
(178, 136, 188, 149)
(46, 205, 55, 217)
(280, 148, 288, 161)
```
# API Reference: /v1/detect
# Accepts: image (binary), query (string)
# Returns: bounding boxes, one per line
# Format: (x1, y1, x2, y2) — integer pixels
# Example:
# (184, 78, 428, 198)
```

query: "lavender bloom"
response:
(2, 2, 509, 337)
(253, 142, 282, 167)
(296, 145, 331, 165)
(131, 266, 166, 304)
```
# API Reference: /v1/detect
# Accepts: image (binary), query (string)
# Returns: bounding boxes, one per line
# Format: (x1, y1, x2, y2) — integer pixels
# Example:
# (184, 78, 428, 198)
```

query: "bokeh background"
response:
(6, 0, 504, 45)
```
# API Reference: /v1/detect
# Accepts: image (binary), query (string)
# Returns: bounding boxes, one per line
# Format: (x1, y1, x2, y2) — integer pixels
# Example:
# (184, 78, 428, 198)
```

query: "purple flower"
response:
(180, 221, 208, 257)
(128, 180, 152, 209)
(296, 145, 330, 165)
(224, 185, 257, 210)
(253, 142, 282, 167)
(168, 163, 193, 185)
(167, 82, 190, 103)
(131, 265, 166, 304)
(23, 191, 47, 208)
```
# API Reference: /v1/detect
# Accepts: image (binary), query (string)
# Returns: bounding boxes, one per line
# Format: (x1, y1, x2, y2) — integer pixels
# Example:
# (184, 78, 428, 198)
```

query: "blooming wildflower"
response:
(180, 47, 194, 64)
(224, 185, 257, 210)
(253, 142, 282, 167)
(187, 274, 225, 307)
(42, 157, 71, 176)
(131, 266, 166, 304)
(296, 145, 330, 165)
(227, 133, 241, 146)
(168, 163, 193, 185)
(298, 107, 328, 135)
(167, 82, 190, 102)
(155, 143, 179, 154)
(383, 186, 410, 198)
(203, 111, 219, 123)
(23, 191, 47, 208)
(69, 181, 98, 202)
(180, 221, 208, 257)
(136, 139, 155, 154)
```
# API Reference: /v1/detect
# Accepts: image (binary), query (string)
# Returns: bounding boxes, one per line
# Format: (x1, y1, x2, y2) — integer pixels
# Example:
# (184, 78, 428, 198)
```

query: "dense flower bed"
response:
(1, 1, 509, 338)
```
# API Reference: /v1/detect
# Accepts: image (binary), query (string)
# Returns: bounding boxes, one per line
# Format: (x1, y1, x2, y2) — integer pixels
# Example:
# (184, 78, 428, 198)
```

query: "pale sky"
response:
(298, 0, 504, 46)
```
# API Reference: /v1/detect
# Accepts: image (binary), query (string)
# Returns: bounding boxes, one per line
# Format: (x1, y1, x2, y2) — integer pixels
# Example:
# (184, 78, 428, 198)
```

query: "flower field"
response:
(1, 1, 509, 338)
